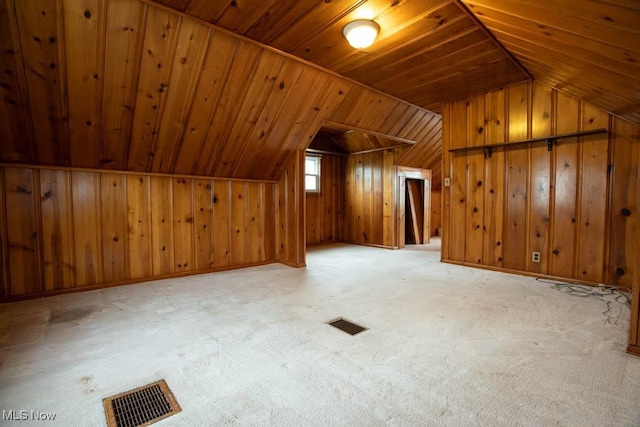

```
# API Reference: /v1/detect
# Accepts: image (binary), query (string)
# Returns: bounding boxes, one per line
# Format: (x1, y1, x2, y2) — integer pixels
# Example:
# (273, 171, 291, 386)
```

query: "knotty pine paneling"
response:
(153, 0, 529, 112)
(276, 151, 305, 267)
(442, 81, 639, 290)
(345, 150, 397, 248)
(431, 190, 442, 237)
(0, 165, 277, 299)
(463, 0, 640, 126)
(40, 169, 75, 290)
(306, 154, 346, 246)
(3, 168, 41, 295)
(0, 0, 442, 183)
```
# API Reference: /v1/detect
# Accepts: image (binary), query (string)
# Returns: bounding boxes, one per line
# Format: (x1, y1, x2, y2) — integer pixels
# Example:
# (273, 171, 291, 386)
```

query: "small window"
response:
(305, 155, 321, 193)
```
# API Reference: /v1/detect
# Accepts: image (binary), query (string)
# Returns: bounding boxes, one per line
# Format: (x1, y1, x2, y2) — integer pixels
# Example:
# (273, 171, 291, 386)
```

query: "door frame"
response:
(396, 166, 431, 248)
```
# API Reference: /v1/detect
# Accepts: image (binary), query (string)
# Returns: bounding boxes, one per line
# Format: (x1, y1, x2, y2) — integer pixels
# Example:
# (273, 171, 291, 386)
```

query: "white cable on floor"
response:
(536, 277, 632, 324)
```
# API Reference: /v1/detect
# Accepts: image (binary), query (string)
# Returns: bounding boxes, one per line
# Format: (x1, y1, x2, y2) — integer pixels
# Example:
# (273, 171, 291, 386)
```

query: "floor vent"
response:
(103, 379, 181, 427)
(327, 317, 368, 335)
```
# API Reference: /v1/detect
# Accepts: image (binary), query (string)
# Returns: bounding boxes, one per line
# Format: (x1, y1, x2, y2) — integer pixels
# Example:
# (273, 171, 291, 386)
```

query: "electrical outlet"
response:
(444, 177, 451, 187)
(532, 251, 541, 263)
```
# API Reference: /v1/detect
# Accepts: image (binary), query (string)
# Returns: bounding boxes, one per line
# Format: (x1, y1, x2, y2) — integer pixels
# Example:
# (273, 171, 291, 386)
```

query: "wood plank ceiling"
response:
(151, 0, 532, 113)
(0, 0, 443, 184)
(310, 124, 417, 155)
(461, 0, 640, 125)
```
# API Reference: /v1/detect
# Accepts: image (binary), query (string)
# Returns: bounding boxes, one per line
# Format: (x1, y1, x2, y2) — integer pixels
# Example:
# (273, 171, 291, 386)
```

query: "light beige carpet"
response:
(1, 240, 639, 426)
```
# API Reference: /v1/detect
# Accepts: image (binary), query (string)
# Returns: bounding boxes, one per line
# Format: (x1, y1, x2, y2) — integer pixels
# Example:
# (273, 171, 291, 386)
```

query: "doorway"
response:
(397, 167, 431, 248)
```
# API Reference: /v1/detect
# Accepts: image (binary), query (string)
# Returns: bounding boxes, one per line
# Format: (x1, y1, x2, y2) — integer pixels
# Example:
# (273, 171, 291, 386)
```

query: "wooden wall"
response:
(630, 148, 640, 356)
(431, 190, 442, 237)
(276, 151, 305, 267)
(345, 150, 396, 248)
(0, 0, 442, 182)
(442, 81, 639, 289)
(306, 154, 346, 246)
(0, 165, 275, 299)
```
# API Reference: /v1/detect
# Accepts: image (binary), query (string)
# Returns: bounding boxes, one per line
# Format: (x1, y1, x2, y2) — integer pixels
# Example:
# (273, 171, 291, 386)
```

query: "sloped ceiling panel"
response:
(152, 0, 531, 114)
(0, 0, 442, 182)
(461, 0, 640, 126)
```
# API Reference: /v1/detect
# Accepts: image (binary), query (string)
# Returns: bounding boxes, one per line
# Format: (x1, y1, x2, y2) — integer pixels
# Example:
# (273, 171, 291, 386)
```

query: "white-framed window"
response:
(305, 155, 321, 193)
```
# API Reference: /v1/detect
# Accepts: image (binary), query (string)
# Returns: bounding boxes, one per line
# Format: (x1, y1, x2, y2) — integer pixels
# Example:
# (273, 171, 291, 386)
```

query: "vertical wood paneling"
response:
(193, 179, 213, 270)
(608, 118, 639, 288)
(127, 174, 152, 279)
(247, 183, 264, 263)
(1, 165, 279, 298)
(215, 51, 286, 177)
(173, 32, 238, 175)
(431, 190, 442, 236)
(450, 100, 467, 261)
(71, 171, 103, 286)
(0, 0, 32, 163)
(465, 96, 485, 263)
(371, 151, 383, 245)
(199, 42, 262, 176)
(5, 168, 40, 295)
(305, 154, 346, 245)
(152, 21, 211, 172)
(63, 0, 105, 168)
(40, 169, 74, 290)
(483, 89, 506, 266)
(212, 180, 231, 267)
(576, 105, 609, 282)
(13, 0, 69, 165)
(443, 81, 639, 294)
(264, 182, 276, 261)
(150, 176, 173, 276)
(344, 150, 397, 248)
(277, 151, 305, 266)
(527, 84, 552, 273)
(102, 0, 146, 169)
(127, 6, 180, 171)
(362, 154, 372, 243)
(503, 83, 529, 271)
(549, 92, 579, 278)
(382, 150, 395, 247)
(100, 173, 127, 282)
(230, 181, 247, 265)
(172, 178, 193, 272)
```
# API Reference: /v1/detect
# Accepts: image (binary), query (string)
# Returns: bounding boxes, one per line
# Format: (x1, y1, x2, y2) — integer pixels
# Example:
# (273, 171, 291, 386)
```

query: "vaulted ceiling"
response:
(0, 0, 638, 190)
(0, 0, 443, 185)
(461, 0, 640, 126)
(152, 0, 531, 114)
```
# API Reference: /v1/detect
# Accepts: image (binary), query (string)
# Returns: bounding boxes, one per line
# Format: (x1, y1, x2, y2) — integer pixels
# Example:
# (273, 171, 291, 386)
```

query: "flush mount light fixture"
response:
(343, 19, 380, 49)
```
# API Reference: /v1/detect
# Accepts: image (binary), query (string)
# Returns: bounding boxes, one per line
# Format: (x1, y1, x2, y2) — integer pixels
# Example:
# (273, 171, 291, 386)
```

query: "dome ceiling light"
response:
(343, 20, 380, 49)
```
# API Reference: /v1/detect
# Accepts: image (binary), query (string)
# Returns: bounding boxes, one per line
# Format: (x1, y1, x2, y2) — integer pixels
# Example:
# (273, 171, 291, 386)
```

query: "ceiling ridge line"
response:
(453, 0, 533, 80)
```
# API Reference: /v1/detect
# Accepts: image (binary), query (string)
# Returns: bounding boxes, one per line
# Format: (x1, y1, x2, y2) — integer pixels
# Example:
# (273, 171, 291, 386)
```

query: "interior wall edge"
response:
(0, 260, 277, 304)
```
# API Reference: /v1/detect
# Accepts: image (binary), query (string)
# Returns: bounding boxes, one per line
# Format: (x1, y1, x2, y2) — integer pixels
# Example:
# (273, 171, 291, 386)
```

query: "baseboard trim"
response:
(0, 260, 276, 303)
(278, 260, 306, 268)
(441, 259, 606, 287)
(628, 345, 640, 357)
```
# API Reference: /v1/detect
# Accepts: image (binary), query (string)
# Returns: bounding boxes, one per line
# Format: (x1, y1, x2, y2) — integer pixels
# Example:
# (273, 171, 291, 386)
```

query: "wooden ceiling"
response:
(0, 0, 442, 183)
(461, 0, 640, 125)
(310, 123, 416, 155)
(151, 0, 531, 113)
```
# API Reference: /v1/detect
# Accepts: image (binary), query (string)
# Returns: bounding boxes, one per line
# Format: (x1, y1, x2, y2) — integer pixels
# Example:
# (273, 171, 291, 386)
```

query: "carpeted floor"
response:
(1, 239, 639, 426)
